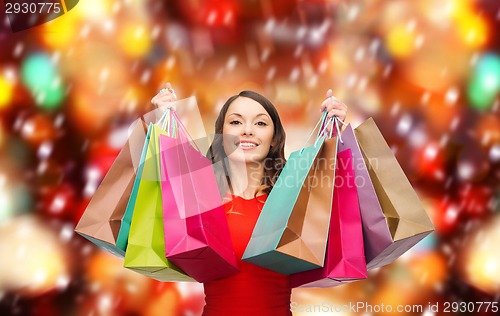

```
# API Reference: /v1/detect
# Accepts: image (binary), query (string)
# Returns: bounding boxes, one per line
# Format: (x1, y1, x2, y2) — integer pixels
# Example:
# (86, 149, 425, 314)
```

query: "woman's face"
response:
(222, 97, 275, 164)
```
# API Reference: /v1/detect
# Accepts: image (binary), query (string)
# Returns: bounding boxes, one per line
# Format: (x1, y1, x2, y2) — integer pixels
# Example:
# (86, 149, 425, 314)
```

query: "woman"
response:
(151, 84, 347, 315)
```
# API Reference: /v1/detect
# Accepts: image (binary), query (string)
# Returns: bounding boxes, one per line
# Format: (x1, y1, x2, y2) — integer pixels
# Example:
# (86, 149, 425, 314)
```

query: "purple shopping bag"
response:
(338, 124, 393, 269)
(159, 113, 238, 283)
(290, 148, 367, 288)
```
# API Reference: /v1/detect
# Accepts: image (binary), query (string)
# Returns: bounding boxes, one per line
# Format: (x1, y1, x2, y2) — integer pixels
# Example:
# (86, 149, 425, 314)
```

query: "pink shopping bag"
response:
(290, 148, 367, 287)
(159, 112, 238, 283)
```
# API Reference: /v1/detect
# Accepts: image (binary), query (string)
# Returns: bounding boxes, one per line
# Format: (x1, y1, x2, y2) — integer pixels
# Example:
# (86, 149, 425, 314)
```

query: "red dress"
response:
(202, 194, 292, 316)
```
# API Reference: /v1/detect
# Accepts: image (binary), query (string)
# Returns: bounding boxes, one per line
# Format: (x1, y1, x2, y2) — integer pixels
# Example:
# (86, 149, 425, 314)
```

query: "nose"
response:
(241, 122, 254, 136)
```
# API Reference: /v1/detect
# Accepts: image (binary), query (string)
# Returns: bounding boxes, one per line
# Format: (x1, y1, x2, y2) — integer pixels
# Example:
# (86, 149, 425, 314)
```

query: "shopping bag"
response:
(242, 112, 336, 274)
(117, 97, 208, 252)
(115, 121, 153, 252)
(354, 118, 434, 269)
(290, 148, 367, 287)
(159, 112, 238, 283)
(337, 124, 393, 269)
(75, 119, 147, 257)
(123, 116, 194, 282)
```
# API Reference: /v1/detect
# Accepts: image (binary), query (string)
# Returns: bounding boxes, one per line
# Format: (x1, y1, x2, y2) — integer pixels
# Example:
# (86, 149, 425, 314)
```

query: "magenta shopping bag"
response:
(159, 112, 238, 283)
(337, 124, 393, 269)
(290, 148, 367, 288)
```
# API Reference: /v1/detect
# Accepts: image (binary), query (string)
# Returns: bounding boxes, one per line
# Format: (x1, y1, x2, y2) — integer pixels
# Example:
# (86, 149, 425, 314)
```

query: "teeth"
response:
(239, 142, 257, 148)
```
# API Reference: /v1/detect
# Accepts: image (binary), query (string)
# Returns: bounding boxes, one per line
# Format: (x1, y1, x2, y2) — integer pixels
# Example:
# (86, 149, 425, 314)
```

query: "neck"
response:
(227, 159, 264, 198)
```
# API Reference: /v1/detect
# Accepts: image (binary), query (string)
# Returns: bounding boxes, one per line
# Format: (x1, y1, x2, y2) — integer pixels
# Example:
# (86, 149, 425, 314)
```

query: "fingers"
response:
(329, 102, 348, 122)
(320, 89, 337, 112)
(327, 108, 346, 120)
(320, 98, 328, 112)
(151, 82, 177, 110)
(164, 82, 177, 98)
(165, 82, 172, 90)
(151, 94, 176, 110)
(320, 93, 348, 122)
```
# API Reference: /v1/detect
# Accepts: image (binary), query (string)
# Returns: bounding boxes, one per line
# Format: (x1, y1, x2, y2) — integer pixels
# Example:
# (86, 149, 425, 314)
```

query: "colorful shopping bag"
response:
(115, 122, 153, 252)
(337, 124, 393, 269)
(159, 112, 238, 283)
(242, 112, 336, 274)
(354, 118, 434, 269)
(75, 119, 147, 257)
(117, 97, 207, 252)
(123, 115, 194, 282)
(290, 148, 367, 287)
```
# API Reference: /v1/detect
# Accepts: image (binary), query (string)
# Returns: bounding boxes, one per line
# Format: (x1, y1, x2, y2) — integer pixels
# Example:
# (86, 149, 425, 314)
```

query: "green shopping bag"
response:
(123, 111, 194, 282)
(116, 101, 194, 252)
(242, 112, 337, 274)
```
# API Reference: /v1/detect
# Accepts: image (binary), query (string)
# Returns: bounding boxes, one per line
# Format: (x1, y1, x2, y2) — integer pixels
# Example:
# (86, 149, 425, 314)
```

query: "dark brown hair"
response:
(206, 90, 287, 199)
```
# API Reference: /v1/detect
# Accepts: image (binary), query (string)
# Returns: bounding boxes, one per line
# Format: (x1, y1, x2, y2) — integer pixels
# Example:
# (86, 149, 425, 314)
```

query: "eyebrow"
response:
(228, 113, 270, 119)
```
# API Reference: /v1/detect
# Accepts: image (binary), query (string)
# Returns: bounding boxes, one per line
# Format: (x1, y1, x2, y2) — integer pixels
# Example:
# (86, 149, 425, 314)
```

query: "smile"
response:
(237, 141, 259, 149)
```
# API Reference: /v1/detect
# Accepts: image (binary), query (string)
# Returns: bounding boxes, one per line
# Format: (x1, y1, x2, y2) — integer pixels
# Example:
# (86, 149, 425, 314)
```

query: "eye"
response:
(256, 121, 268, 126)
(229, 120, 241, 125)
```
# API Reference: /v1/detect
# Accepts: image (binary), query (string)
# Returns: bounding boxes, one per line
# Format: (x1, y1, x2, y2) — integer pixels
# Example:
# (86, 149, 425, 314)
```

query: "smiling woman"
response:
(203, 91, 291, 316)
(150, 87, 348, 315)
(207, 90, 287, 201)
(224, 101, 276, 159)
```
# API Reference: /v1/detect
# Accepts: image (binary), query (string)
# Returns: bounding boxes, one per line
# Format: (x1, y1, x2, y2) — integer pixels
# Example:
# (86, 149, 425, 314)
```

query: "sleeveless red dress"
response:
(202, 194, 292, 316)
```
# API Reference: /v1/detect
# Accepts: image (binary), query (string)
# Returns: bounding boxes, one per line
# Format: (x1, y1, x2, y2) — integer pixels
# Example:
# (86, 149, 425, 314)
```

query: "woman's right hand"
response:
(320, 89, 347, 122)
(151, 82, 177, 110)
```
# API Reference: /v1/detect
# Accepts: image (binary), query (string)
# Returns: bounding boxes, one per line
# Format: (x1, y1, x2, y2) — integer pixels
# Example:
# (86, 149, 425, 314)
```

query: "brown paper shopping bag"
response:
(75, 119, 147, 257)
(354, 118, 434, 269)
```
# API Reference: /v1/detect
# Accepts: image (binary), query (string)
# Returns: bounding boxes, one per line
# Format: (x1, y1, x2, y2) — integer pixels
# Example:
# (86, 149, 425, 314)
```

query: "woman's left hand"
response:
(319, 89, 348, 123)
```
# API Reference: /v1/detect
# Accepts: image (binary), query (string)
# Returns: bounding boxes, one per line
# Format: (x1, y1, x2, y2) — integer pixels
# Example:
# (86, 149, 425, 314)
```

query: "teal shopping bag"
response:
(242, 112, 338, 274)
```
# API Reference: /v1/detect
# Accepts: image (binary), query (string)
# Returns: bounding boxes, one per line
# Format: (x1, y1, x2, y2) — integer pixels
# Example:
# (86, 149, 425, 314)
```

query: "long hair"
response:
(206, 90, 287, 200)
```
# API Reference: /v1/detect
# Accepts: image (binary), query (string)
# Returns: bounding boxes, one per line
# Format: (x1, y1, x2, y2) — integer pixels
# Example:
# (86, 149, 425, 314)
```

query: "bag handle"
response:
(171, 111, 203, 153)
(299, 111, 328, 155)
(156, 108, 170, 128)
(157, 109, 202, 153)
(319, 116, 347, 143)
(156, 108, 177, 137)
